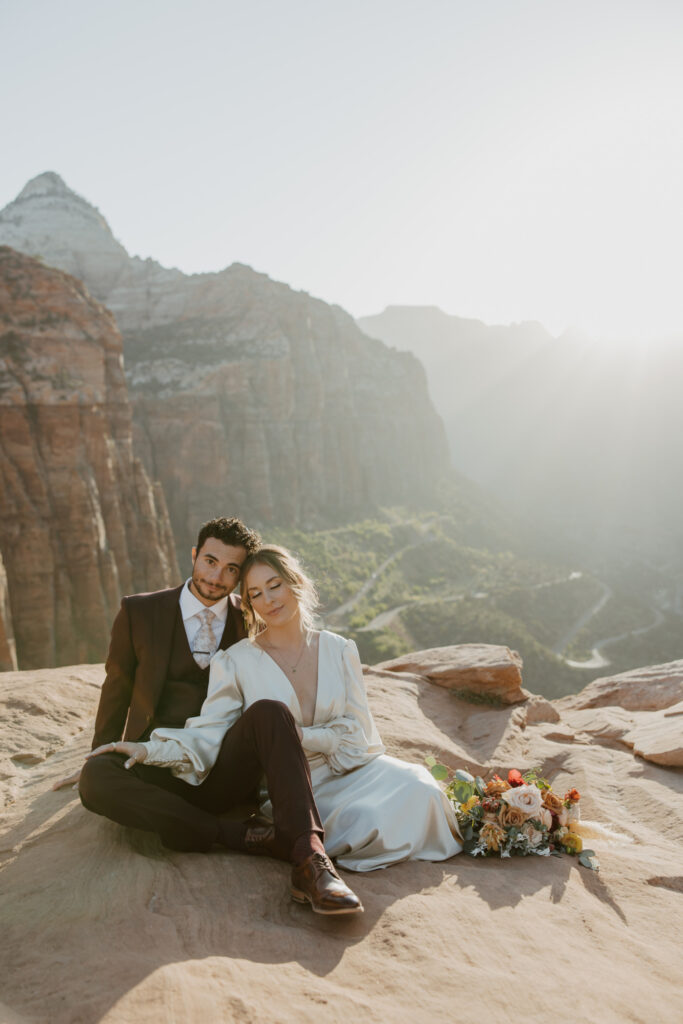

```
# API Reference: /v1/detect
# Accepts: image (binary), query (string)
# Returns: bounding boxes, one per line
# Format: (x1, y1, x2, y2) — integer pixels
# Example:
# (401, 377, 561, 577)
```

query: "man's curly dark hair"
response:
(194, 517, 261, 556)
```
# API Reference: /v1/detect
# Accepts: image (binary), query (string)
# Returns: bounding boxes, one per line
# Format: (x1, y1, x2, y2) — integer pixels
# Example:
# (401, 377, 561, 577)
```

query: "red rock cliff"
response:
(0, 174, 450, 554)
(0, 247, 179, 668)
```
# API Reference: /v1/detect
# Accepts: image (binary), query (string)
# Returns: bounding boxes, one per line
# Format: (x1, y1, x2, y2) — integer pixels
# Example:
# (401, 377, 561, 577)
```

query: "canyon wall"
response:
(0, 174, 450, 555)
(0, 548, 17, 670)
(0, 247, 179, 668)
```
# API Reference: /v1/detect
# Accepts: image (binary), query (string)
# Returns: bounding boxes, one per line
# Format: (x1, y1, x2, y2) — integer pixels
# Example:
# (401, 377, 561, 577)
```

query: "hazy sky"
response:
(1, 0, 682, 341)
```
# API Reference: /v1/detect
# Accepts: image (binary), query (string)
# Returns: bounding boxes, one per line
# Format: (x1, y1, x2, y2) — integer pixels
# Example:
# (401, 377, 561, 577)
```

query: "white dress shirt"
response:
(178, 579, 229, 653)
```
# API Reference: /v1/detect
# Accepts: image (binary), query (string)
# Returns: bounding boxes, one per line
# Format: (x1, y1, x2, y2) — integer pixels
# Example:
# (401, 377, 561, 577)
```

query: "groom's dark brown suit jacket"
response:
(91, 584, 246, 750)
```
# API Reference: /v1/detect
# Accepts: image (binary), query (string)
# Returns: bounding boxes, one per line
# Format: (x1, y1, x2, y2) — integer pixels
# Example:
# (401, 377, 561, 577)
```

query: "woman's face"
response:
(245, 562, 300, 629)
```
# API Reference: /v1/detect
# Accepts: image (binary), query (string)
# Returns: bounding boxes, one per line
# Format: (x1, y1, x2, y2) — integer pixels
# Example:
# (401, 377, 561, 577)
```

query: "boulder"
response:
(375, 643, 527, 704)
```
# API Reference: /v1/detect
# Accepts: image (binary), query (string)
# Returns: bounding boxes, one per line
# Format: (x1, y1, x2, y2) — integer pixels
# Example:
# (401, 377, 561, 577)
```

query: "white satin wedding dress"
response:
(144, 630, 462, 871)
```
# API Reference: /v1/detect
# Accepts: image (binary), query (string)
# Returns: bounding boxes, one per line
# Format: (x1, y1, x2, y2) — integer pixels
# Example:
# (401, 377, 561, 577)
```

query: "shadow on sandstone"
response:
(417, 686, 518, 768)
(0, 791, 408, 1023)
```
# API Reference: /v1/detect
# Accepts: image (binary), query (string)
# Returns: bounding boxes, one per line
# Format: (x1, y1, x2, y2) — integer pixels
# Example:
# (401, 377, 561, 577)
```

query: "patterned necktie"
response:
(192, 608, 218, 668)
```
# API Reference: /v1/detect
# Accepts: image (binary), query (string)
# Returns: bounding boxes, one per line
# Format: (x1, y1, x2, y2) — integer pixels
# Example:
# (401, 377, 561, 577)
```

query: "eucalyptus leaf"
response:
(454, 769, 475, 783)
(579, 849, 600, 871)
(452, 781, 476, 804)
(475, 776, 486, 796)
(430, 764, 449, 781)
(425, 755, 437, 768)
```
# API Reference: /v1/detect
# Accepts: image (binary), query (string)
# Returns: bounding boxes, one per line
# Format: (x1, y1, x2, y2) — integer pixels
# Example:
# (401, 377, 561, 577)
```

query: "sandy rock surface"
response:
(1, 649, 682, 1024)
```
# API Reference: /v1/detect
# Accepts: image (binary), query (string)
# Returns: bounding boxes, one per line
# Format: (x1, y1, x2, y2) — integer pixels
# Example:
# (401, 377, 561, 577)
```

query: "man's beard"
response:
(191, 572, 229, 602)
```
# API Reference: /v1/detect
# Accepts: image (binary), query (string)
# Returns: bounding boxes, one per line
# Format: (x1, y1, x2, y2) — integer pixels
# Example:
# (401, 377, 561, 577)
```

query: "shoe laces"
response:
(311, 852, 337, 876)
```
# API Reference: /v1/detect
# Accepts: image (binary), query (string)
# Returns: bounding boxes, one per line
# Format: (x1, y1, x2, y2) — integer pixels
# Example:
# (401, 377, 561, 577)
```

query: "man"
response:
(67, 516, 361, 915)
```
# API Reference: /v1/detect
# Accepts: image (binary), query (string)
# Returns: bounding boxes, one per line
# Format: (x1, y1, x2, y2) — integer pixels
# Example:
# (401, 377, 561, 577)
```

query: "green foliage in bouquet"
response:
(426, 759, 598, 869)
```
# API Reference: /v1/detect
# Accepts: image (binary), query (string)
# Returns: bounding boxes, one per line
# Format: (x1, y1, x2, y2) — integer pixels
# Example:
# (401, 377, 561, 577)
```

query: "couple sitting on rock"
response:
(59, 516, 461, 915)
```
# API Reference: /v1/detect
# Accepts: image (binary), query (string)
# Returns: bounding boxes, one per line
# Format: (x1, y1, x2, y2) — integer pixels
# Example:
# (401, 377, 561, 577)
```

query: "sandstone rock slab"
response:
(625, 700, 683, 766)
(376, 643, 527, 704)
(561, 660, 683, 712)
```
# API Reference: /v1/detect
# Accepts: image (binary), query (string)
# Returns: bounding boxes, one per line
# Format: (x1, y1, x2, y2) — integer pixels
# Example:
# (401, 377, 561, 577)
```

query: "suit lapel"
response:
(146, 584, 185, 712)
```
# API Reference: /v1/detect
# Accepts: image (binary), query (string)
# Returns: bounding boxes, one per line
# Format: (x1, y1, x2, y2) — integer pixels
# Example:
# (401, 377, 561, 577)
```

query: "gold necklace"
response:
(263, 631, 310, 674)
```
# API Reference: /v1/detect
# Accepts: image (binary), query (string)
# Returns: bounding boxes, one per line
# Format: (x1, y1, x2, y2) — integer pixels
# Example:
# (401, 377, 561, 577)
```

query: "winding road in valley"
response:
(324, 535, 680, 674)
(561, 604, 666, 670)
(323, 519, 438, 627)
(551, 579, 613, 666)
(324, 547, 414, 624)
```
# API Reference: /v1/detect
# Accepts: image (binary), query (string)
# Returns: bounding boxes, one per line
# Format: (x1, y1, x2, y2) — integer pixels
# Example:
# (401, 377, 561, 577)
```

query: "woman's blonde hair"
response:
(240, 545, 319, 638)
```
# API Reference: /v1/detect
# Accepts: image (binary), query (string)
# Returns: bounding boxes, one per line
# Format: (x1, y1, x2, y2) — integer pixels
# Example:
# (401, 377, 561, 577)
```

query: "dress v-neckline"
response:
(253, 630, 324, 727)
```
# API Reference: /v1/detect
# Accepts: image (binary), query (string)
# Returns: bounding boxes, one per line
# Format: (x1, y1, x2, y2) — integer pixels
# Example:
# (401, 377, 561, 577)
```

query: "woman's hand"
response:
(86, 741, 148, 770)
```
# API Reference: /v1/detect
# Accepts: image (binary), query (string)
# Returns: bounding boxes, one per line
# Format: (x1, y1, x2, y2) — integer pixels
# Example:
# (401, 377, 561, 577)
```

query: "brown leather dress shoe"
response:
(290, 853, 363, 915)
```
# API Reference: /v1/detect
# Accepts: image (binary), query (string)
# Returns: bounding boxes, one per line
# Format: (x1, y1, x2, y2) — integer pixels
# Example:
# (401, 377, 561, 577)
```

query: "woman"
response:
(93, 546, 462, 874)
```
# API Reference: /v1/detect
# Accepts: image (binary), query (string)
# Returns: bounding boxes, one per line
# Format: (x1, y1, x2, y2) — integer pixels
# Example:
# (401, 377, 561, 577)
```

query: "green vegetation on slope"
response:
(270, 509, 600, 698)
(266, 491, 683, 698)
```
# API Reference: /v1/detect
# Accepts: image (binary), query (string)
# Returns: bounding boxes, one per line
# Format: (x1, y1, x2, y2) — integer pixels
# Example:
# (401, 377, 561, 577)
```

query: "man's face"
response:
(190, 538, 248, 606)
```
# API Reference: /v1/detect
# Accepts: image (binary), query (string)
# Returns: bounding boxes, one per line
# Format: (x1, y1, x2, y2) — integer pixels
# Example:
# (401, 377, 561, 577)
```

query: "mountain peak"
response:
(16, 171, 76, 202)
(0, 172, 128, 300)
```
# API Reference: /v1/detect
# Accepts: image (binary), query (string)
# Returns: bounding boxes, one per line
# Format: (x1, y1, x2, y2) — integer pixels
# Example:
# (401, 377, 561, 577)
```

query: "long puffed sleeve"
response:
(142, 649, 244, 785)
(300, 639, 385, 774)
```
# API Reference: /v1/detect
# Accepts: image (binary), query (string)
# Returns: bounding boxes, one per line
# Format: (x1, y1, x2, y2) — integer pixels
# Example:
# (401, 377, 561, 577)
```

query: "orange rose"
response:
(485, 776, 511, 797)
(499, 805, 526, 828)
(542, 791, 564, 815)
(565, 788, 581, 804)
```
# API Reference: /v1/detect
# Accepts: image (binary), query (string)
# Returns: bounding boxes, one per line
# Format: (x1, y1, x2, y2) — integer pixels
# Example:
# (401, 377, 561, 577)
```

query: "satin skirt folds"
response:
(262, 753, 462, 871)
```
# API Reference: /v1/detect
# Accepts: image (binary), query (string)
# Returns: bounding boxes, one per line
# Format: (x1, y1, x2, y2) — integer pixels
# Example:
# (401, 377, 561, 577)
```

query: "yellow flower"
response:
(463, 795, 479, 813)
(562, 832, 583, 854)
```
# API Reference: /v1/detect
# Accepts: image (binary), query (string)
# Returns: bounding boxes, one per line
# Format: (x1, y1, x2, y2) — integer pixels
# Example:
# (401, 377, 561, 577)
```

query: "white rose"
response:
(502, 784, 544, 819)
(557, 808, 568, 826)
(521, 822, 545, 848)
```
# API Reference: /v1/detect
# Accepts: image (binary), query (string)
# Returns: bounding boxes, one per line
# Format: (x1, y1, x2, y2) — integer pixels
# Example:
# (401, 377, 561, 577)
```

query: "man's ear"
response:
(191, 547, 197, 564)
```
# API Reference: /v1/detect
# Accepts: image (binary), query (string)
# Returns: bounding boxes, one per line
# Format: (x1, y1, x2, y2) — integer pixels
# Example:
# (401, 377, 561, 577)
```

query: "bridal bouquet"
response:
(426, 759, 598, 869)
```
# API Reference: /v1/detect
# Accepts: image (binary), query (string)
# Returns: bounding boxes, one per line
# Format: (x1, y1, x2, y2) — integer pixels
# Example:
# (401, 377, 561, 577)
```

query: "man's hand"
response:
(87, 741, 148, 770)
(52, 768, 82, 792)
